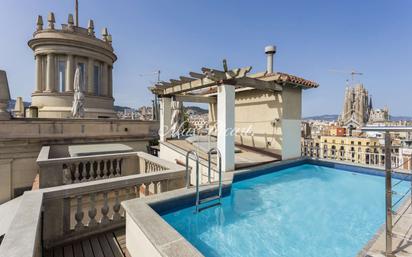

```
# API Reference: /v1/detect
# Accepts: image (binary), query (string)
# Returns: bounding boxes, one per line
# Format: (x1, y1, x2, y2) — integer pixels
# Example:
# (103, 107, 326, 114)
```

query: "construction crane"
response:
(138, 70, 161, 120)
(139, 70, 161, 84)
(329, 69, 363, 83)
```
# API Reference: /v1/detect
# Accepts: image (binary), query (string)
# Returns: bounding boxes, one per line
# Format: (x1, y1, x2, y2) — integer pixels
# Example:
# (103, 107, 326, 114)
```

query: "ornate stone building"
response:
(339, 84, 390, 128)
(338, 84, 372, 128)
(28, 12, 117, 118)
(369, 107, 390, 123)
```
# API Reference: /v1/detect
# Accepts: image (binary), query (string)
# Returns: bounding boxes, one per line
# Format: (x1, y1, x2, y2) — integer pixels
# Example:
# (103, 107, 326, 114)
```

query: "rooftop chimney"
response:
(265, 45, 276, 74)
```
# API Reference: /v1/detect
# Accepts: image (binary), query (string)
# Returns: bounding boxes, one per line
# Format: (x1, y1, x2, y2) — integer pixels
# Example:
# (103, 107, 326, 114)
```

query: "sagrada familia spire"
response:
(339, 84, 372, 128)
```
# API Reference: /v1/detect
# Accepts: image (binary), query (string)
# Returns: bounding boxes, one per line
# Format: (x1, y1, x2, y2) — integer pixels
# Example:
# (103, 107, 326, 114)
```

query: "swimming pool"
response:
(162, 164, 409, 257)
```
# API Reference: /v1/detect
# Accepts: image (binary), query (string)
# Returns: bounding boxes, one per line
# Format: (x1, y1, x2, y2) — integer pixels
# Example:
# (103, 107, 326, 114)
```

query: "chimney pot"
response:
(265, 45, 276, 74)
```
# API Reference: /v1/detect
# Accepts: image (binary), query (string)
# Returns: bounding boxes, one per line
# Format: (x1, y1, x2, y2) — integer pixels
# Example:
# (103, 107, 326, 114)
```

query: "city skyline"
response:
(0, 0, 411, 116)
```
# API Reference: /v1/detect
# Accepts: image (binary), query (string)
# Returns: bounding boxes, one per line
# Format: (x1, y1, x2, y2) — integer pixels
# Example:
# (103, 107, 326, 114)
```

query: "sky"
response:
(0, 0, 411, 117)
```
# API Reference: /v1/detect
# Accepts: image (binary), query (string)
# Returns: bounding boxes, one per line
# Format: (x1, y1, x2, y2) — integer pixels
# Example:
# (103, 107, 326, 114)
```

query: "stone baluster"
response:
(102, 160, 109, 178)
(135, 184, 141, 198)
(80, 162, 86, 182)
(144, 183, 151, 196)
(112, 190, 121, 221)
(153, 181, 159, 194)
(115, 159, 121, 176)
(85, 162, 91, 181)
(98, 161, 104, 178)
(74, 196, 84, 230)
(109, 160, 114, 178)
(100, 192, 110, 225)
(146, 160, 150, 172)
(91, 161, 97, 179)
(88, 193, 97, 227)
(74, 163, 80, 183)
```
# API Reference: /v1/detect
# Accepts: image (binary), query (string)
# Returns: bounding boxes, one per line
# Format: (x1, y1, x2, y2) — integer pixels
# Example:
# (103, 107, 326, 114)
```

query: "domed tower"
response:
(28, 12, 117, 118)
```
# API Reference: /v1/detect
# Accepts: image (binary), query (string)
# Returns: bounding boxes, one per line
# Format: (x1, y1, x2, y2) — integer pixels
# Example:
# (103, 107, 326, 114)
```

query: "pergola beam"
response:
(179, 76, 196, 82)
(232, 77, 282, 92)
(152, 66, 281, 96)
(188, 72, 205, 79)
(175, 95, 216, 103)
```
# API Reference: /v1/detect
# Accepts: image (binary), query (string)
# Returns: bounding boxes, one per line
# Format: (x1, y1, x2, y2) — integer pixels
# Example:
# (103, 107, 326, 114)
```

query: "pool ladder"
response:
(185, 148, 222, 213)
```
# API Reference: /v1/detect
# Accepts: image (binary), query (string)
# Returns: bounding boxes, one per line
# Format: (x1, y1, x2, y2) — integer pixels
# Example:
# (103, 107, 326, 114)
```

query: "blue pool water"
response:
(162, 164, 409, 257)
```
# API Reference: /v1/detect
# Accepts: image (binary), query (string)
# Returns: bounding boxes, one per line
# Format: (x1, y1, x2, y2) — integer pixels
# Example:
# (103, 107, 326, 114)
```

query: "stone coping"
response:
(0, 118, 157, 123)
(121, 157, 411, 257)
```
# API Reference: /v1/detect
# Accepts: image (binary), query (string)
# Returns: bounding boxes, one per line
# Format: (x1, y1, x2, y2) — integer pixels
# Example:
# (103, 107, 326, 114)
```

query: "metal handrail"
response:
(207, 148, 223, 199)
(185, 150, 199, 189)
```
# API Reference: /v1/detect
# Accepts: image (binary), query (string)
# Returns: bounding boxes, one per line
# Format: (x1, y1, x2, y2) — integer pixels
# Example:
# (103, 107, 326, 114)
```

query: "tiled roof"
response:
(261, 72, 319, 89)
(189, 71, 319, 95)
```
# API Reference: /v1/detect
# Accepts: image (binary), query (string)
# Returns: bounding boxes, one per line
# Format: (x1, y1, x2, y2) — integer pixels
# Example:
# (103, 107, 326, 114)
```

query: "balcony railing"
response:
(301, 144, 411, 171)
(0, 152, 186, 257)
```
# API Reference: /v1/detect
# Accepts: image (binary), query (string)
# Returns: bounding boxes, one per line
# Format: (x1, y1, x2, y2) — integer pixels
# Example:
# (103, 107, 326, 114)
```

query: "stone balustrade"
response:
(0, 153, 186, 257)
(37, 149, 170, 188)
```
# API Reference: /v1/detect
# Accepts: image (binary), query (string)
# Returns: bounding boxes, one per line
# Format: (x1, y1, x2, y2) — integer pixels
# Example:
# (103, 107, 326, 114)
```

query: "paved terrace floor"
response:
(362, 198, 412, 257)
(45, 228, 129, 257)
(167, 139, 281, 169)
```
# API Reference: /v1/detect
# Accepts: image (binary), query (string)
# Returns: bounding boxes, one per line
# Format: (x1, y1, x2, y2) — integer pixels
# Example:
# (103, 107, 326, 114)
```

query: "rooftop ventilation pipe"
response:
(265, 45, 276, 74)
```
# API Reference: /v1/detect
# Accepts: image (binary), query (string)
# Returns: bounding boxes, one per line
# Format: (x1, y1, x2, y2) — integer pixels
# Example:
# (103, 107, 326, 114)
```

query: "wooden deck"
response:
(167, 139, 280, 170)
(45, 229, 128, 257)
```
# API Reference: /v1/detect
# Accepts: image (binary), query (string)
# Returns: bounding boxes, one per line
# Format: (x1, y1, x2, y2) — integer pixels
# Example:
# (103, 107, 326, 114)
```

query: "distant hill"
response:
(114, 105, 135, 112)
(303, 114, 339, 121)
(389, 115, 412, 121)
(303, 114, 412, 121)
(184, 106, 208, 115)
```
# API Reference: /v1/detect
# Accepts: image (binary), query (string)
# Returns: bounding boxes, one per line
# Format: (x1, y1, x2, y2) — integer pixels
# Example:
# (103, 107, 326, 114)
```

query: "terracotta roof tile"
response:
(263, 72, 319, 88)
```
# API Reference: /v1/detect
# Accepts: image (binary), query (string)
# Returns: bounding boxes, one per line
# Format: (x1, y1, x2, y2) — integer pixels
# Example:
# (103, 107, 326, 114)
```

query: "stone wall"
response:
(0, 118, 158, 203)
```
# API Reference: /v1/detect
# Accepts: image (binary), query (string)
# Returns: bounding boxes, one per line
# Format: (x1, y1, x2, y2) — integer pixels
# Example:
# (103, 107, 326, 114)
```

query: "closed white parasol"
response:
(71, 65, 85, 118)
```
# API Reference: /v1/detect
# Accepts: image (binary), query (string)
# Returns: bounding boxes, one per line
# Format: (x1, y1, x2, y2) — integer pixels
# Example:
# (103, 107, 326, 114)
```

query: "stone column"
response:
(217, 84, 235, 172)
(159, 97, 172, 142)
(87, 58, 94, 94)
(35, 55, 42, 93)
(45, 54, 54, 92)
(108, 66, 113, 97)
(65, 55, 74, 92)
(101, 63, 108, 96)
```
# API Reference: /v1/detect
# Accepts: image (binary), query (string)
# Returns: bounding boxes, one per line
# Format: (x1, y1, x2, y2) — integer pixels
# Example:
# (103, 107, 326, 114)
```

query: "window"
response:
(351, 141, 354, 145)
(58, 59, 66, 92)
(77, 63, 86, 91)
(94, 64, 101, 95)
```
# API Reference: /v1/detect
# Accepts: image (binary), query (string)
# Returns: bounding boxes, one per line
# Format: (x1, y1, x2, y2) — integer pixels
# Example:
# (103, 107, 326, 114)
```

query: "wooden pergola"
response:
(150, 63, 283, 99)
(152, 61, 319, 171)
